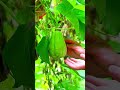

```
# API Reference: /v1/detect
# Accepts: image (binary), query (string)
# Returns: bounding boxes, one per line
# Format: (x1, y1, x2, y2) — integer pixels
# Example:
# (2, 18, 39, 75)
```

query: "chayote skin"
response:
(49, 31, 67, 59)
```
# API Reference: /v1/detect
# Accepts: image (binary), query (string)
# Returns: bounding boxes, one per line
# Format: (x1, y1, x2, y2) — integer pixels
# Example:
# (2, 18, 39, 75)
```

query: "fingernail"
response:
(80, 54, 85, 58)
(108, 65, 120, 74)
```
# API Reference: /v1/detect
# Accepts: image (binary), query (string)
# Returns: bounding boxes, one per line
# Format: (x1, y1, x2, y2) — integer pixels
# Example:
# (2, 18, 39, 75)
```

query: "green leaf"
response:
(75, 4, 85, 11)
(91, 0, 105, 21)
(16, 7, 33, 24)
(108, 40, 120, 53)
(3, 22, 16, 41)
(77, 70, 85, 78)
(36, 37, 50, 64)
(65, 11, 80, 39)
(73, 9, 85, 24)
(56, 0, 81, 39)
(56, 0, 85, 40)
(0, 74, 15, 89)
(105, 0, 120, 35)
(78, 21, 85, 40)
(56, 0, 73, 16)
(77, 0, 85, 5)
(67, 0, 76, 7)
(92, 0, 120, 35)
(0, 1, 16, 20)
(3, 24, 35, 88)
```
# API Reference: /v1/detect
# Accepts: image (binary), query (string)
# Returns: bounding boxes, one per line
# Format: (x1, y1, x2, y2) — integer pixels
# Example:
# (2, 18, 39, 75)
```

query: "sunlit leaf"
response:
(3, 24, 35, 88)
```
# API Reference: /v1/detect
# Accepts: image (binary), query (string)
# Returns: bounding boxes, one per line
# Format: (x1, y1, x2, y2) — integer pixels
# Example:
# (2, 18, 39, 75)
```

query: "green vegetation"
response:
(35, 0, 85, 90)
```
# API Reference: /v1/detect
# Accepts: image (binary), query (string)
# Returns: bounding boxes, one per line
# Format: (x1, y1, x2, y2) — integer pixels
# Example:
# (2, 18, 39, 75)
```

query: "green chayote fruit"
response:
(49, 31, 67, 59)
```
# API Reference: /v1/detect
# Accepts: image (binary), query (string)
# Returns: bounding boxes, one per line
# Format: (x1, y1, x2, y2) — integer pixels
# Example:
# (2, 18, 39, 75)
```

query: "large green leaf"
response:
(36, 37, 50, 64)
(16, 7, 34, 24)
(56, 0, 85, 40)
(92, 0, 106, 21)
(3, 24, 35, 88)
(105, 0, 120, 35)
(77, 0, 85, 5)
(73, 9, 85, 24)
(56, 0, 73, 15)
(78, 21, 85, 40)
(92, 0, 120, 35)
(67, 0, 76, 7)
(3, 22, 16, 42)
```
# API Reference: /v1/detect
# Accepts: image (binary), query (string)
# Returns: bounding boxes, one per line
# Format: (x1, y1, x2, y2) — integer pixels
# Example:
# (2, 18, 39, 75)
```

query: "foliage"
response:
(35, 0, 85, 90)
(87, 0, 120, 53)
(0, 0, 34, 89)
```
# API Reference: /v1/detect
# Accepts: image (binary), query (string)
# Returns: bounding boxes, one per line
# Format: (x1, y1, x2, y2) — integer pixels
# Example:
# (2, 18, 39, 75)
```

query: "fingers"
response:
(67, 44, 85, 59)
(70, 58, 85, 69)
(86, 32, 117, 65)
(64, 58, 85, 70)
(86, 75, 111, 86)
(65, 58, 75, 64)
(86, 81, 97, 90)
(108, 65, 120, 81)
(69, 58, 83, 62)
(74, 46, 85, 54)
(94, 86, 110, 90)
(86, 75, 120, 90)
(87, 48, 119, 70)
(67, 48, 81, 58)
(80, 53, 85, 60)
(86, 58, 109, 77)
(64, 58, 78, 70)
(67, 45, 85, 54)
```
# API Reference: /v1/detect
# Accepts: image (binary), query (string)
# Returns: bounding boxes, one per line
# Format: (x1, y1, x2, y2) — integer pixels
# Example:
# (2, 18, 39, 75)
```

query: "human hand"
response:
(86, 32, 120, 77)
(65, 39, 85, 59)
(66, 44, 85, 59)
(86, 75, 120, 90)
(108, 65, 120, 81)
(86, 47, 120, 77)
(64, 39, 85, 70)
(64, 58, 85, 70)
(86, 60, 120, 90)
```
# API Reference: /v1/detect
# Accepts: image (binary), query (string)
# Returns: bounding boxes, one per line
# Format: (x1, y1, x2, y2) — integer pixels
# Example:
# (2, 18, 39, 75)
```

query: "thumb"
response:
(108, 65, 120, 81)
